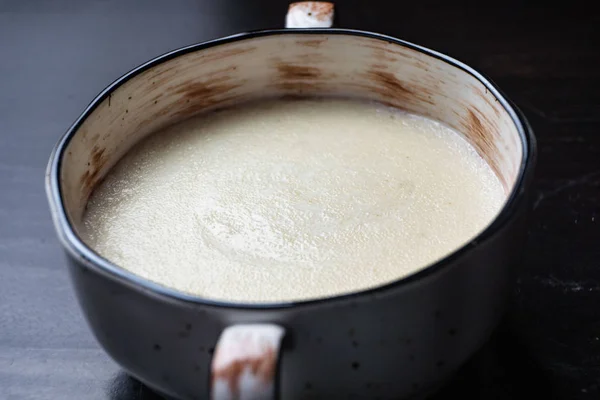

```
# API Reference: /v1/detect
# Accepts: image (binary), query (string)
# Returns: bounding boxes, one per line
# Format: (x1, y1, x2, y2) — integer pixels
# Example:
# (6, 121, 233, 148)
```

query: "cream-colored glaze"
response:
(81, 98, 504, 303)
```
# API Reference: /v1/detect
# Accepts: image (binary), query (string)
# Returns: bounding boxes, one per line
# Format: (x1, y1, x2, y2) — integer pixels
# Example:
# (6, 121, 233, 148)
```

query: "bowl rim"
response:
(45, 28, 537, 310)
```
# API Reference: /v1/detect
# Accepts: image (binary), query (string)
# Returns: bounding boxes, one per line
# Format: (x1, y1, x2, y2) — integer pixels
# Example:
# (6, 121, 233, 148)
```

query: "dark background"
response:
(1, 1, 599, 399)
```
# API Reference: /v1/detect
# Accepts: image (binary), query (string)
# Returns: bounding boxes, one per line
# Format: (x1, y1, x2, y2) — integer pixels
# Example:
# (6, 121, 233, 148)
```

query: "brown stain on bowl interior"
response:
(363, 68, 414, 102)
(137, 65, 244, 125)
(171, 75, 243, 119)
(370, 70, 413, 95)
(277, 63, 322, 80)
(150, 92, 164, 104)
(362, 65, 436, 107)
(149, 64, 179, 87)
(212, 347, 277, 397)
(79, 170, 93, 191)
(296, 38, 328, 48)
(274, 62, 328, 93)
(414, 59, 430, 71)
(80, 145, 108, 194)
(179, 75, 239, 97)
(464, 108, 507, 189)
(362, 43, 411, 61)
(147, 46, 254, 88)
(295, 51, 330, 64)
(147, 66, 239, 112)
(91, 146, 106, 167)
(372, 46, 400, 63)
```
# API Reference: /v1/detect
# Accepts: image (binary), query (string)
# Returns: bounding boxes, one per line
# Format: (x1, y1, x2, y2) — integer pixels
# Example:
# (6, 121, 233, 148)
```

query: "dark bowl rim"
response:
(45, 27, 537, 310)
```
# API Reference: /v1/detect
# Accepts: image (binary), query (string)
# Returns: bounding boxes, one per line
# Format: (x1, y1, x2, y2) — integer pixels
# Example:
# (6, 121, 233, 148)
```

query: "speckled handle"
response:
(210, 324, 285, 400)
(285, 1, 335, 28)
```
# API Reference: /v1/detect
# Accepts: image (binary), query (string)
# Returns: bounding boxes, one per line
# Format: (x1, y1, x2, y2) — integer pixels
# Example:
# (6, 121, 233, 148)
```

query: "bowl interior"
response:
(56, 31, 523, 244)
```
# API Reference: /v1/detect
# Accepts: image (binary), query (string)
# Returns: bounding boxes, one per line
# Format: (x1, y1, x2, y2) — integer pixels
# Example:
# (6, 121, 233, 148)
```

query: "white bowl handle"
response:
(210, 324, 285, 400)
(285, 1, 335, 28)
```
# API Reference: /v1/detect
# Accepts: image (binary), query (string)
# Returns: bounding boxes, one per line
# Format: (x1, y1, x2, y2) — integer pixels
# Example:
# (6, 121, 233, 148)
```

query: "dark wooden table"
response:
(1, 1, 598, 399)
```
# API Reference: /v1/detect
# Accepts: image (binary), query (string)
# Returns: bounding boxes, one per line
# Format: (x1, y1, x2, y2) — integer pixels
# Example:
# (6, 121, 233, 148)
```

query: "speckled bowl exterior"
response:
(46, 28, 536, 399)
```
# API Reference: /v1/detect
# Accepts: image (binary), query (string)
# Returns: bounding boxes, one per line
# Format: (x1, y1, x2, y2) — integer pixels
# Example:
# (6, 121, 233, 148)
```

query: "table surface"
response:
(1, 1, 599, 399)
